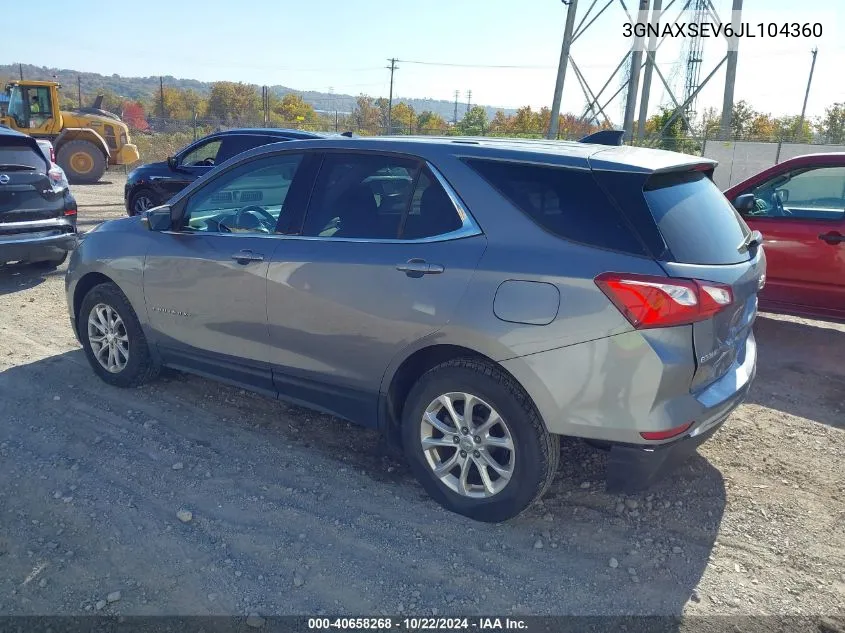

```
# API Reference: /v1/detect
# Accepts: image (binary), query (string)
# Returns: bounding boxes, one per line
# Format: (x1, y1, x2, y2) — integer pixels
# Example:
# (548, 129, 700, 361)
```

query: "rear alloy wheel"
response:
(128, 188, 159, 216)
(420, 392, 515, 498)
(79, 282, 159, 387)
(402, 358, 559, 522)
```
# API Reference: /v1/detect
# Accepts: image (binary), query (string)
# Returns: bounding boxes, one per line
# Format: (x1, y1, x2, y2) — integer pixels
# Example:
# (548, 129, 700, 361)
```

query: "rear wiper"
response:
(738, 229, 763, 253)
(0, 163, 37, 171)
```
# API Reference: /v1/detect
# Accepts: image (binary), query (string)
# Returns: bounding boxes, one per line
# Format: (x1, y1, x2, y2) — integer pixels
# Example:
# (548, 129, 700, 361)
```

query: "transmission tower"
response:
(681, 0, 708, 123)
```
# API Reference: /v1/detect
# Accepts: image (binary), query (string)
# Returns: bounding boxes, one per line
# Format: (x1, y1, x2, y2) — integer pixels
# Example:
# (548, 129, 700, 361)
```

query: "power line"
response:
(399, 59, 555, 70)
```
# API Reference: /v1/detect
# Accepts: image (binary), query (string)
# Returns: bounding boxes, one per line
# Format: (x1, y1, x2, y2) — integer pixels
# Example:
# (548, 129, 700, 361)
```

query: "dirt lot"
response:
(0, 174, 843, 623)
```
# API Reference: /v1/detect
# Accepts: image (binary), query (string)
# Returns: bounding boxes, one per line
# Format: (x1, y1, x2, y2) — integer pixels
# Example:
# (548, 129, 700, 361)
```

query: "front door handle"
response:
(231, 249, 264, 264)
(818, 232, 845, 245)
(396, 258, 445, 278)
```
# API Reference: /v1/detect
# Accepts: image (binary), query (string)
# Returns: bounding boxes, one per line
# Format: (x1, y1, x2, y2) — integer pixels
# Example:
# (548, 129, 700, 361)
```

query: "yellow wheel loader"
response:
(0, 80, 139, 183)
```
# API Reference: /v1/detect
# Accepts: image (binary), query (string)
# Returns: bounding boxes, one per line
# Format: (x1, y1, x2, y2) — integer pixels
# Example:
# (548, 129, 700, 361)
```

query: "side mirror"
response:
(733, 193, 756, 213)
(166, 155, 177, 170)
(141, 207, 172, 232)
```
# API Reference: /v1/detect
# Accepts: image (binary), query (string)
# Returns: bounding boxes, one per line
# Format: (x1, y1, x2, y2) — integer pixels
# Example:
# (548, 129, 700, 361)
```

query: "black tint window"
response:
(465, 159, 645, 255)
(302, 153, 419, 239)
(0, 145, 47, 171)
(644, 171, 750, 265)
(401, 171, 463, 239)
(217, 136, 268, 163)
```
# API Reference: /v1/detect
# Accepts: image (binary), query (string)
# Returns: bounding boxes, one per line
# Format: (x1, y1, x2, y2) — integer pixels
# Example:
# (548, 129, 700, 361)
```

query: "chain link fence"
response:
(124, 116, 845, 188)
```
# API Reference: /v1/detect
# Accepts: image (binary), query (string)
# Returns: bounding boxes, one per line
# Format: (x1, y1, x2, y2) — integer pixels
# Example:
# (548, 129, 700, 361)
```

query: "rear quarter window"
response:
(464, 158, 646, 255)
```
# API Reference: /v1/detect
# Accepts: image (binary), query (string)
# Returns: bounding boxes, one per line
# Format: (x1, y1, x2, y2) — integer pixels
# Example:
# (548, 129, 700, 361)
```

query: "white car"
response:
(35, 138, 69, 187)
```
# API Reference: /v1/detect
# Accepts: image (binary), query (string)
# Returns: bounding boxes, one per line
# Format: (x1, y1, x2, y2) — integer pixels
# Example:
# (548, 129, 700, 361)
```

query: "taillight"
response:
(50, 147, 55, 162)
(595, 272, 733, 329)
(64, 199, 77, 216)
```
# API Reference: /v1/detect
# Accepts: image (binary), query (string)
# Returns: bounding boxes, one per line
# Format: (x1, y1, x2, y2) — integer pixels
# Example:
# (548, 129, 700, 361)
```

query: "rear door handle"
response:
(396, 258, 445, 277)
(231, 249, 265, 264)
(818, 232, 845, 245)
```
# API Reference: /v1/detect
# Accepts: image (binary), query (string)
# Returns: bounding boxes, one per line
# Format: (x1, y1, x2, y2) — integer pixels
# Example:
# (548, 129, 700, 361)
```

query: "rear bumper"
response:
(0, 226, 78, 263)
(605, 361, 753, 492)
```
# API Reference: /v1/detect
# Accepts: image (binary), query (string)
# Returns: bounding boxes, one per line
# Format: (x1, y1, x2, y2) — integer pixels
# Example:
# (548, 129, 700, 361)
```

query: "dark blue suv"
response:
(124, 128, 326, 215)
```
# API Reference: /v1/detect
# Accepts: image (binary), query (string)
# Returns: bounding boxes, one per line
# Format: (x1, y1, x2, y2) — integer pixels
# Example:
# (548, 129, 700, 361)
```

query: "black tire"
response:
(79, 282, 159, 388)
(56, 140, 107, 184)
(30, 252, 68, 270)
(127, 187, 160, 216)
(401, 357, 559, 522)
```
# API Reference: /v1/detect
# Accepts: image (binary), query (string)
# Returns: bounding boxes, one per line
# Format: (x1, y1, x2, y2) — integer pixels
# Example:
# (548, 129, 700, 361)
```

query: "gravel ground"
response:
(0, 175, 843, 623)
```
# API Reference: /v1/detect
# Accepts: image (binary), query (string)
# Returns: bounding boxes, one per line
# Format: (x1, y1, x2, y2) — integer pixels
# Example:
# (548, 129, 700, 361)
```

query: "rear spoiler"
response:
(579, 130, 624, 146)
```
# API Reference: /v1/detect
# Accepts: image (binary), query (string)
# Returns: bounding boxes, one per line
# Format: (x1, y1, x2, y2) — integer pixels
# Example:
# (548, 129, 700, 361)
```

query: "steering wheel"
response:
(234, 205, 276, 233)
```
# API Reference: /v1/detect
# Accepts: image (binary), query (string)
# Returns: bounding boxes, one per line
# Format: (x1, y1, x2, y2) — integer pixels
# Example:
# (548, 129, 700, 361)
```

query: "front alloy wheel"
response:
(87, 303, 130, 373)
(421, 392, 515, 498)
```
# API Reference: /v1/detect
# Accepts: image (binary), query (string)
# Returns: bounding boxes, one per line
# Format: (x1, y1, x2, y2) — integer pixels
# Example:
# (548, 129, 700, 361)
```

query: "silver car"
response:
(66, 136, 764, 522)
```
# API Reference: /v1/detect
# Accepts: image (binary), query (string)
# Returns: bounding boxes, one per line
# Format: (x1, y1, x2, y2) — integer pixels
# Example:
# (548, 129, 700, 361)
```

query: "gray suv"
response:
(66, 136, 764, 522)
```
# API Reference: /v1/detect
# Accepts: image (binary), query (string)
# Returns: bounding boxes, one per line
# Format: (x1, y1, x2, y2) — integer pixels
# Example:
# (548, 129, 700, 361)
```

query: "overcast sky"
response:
(7, 0, 843, 122)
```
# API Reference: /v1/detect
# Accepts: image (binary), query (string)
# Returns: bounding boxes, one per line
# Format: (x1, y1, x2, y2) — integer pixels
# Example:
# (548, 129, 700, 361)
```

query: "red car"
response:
(724, 153, 845, 322)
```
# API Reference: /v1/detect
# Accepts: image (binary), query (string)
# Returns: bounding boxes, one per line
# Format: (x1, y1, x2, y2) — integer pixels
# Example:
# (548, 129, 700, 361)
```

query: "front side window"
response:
(180, 139, 222, 167)
(7, 85, 25, 125)
(300, 153, 465, 240)
(746, 166, 845, 221)
(183, 153, 303, 234)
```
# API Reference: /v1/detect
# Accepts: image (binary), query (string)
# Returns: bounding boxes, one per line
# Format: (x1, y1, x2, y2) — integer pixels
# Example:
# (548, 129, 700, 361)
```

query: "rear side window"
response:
(644, 171, 750, 265)
(0, 144, 47, 171)
(465, 159, 645, 255)
(217, 135, 269, 163)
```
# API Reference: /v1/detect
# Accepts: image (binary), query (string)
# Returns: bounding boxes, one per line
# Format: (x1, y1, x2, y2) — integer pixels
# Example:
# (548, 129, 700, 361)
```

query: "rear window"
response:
(465, 159, 645, 255)
(0, 145, 46, 171)
(644, 171, 750, 265)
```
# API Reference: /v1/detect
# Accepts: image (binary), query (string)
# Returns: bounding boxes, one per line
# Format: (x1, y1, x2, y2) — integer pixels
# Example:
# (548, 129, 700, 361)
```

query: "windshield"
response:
(7, 85, 25, 124)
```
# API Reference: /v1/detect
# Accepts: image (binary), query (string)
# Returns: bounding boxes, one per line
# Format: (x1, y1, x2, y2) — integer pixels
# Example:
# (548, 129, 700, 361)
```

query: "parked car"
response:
(35, 138, 70, 189)
(724, 153, 845, 323)
(1, 125, 77, 268)
(124, 128, 326, 215)
(67, 137, 764, 521)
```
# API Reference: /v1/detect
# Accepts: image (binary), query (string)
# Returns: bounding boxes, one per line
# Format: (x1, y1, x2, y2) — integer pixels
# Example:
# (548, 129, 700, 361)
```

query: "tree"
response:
(457, 106, 488, 136)
(274, 93, 317, 124)
(776, 115, 812, 143)
(390, 102, 416, 134)
(417, 110, 448, 135)
(374, 97, 389, 132)
(509, 106, 542, 135)
(748, 113, 778, 141)
(730, 100, 757, 139)
(207, 81, 260, 123)
(489, 110, 510, 134)
(122, 101, 149, 131)
(816, 103, 845, 144)
(351, 95, 381, 135)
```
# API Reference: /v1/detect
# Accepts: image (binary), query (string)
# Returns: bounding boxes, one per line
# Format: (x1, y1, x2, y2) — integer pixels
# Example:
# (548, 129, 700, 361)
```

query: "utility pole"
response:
(547, 0, 579, 140)
(636, 0, 662, 143)
(159, 76, 165, 119)
(453, 90, 460, 124)
(719, 0, 743, 139)
(19, 63, 23, 80)
(797, 47, 818, 139)
(386, 58, 398, 134)
(466, 90, 472, 114)
(77, 75, 82, 108)
(622, 0, 650, 142)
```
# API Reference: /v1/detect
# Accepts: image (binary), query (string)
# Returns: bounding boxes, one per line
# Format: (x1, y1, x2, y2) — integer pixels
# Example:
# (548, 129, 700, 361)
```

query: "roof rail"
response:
(578, 130, 625, 146)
